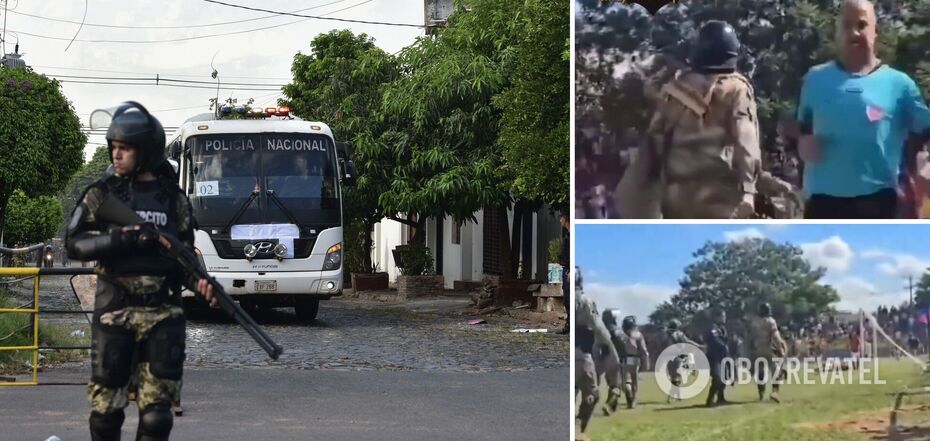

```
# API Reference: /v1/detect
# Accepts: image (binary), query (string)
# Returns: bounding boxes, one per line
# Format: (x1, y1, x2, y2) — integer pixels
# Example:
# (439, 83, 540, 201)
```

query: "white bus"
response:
(166, 106, 356, 321)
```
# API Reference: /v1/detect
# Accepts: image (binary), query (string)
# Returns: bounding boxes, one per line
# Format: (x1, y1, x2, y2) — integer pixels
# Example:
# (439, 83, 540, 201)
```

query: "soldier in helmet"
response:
(616, 315, 649, 409)
(705, 309, 730, 407)
(749, 302, 788, 403)
(600, 309, 624, 414)
(665, 319, 700, 403)
(615, 20, 801, 219)
(575, 289, 620, 435)
(66, 102, 216, 441)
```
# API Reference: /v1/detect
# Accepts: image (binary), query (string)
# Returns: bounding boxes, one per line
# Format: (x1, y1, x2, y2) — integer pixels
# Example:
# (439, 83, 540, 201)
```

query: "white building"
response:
(371, 206, 562, 290)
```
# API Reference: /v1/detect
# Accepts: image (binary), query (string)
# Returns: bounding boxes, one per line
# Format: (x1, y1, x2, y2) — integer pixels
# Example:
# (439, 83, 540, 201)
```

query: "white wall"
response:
(371, 218, 406, 283)
(441, 216, 462, 289)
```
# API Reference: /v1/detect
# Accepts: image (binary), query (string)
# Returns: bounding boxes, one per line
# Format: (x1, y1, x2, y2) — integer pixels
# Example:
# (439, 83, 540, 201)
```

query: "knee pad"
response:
(91, 326, 135, 388)
(146, 317, 185, 380)
(89, 409, 125, 441)
(138, 405, 173, 440)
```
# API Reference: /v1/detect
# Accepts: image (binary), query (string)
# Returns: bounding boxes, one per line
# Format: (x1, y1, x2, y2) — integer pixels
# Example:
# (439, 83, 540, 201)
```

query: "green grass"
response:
(0, 287, 90, 375)
(582, 359, 930, 441)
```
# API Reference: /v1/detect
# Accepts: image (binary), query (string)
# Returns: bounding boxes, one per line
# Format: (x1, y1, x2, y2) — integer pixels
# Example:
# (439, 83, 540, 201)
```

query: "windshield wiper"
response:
(222, 189, 260, 234)
(265, 189, 302, 227)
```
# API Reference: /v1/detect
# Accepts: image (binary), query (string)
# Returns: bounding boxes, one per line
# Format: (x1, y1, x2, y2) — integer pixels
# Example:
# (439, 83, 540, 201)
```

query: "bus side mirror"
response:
(341, 159, 357, 187)
(168, 140, 182, 160)
(336, 141, 352, 161)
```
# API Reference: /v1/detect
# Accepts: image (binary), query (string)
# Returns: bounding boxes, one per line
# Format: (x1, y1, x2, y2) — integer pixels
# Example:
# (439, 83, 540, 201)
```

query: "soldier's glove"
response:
(119, 223, 160, 250)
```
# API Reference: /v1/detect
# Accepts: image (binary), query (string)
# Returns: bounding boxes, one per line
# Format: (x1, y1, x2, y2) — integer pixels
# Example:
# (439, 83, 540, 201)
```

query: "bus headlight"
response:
(322, 243, 342, 271)
(273, 243, 288, 260)
(243, 244, 259, 261)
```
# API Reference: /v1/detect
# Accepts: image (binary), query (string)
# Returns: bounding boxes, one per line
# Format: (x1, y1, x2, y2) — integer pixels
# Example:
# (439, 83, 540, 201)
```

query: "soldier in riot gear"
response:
(705, 309, 730, 407)
(616, 316, 648, 409)
(66, 102, 215, 441)
(749, 302, 788, 403)
(616, 20, 801, 219)
(575, 285, 619, 435)
(666, 319, 700, 403)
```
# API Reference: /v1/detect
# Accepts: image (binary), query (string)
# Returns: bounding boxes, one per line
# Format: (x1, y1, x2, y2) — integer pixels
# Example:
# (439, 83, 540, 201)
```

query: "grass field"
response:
(580, 359, 930, 441)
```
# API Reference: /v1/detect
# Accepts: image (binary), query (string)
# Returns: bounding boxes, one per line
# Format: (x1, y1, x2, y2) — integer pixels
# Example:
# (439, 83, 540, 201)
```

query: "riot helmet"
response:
(668, 318, 682, 331)
(105, 101, 166, 176)
(622, 315, 637, 332)
(692, 20, 740, 73)
(758, 302, 772, 317)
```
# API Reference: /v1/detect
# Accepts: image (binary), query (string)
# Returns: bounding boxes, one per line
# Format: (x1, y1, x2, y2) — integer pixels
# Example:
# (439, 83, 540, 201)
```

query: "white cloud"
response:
(723, 228, 765, 242)
(801, 236, 854, 273)
(13, 1, 423, 162)
(861, 249, 888, 260)
(829, 276, 910, 313)
(765, 224, 789, 232)
(875, 254, 930, 279)
(583, 282, 677, 323)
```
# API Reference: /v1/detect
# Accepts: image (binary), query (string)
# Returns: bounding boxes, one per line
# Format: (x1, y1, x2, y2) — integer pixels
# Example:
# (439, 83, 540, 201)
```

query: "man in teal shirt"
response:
(797, 0, 930, 218)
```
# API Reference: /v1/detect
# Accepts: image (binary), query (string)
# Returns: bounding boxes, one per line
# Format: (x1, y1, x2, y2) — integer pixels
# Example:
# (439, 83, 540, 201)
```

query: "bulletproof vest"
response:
(653, 70, 759, 217)
(616, 329, 641, 356)
(576, 324, 595, 354)
(98, 176, 182, 285)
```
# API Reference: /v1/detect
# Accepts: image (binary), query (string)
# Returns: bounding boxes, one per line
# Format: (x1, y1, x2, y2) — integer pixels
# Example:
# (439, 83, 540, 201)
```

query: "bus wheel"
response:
(295, 299, 319, 323)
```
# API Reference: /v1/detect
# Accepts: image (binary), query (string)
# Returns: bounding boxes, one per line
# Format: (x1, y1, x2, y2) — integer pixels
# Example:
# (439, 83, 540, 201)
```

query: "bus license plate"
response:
(255, 280, 277, 292)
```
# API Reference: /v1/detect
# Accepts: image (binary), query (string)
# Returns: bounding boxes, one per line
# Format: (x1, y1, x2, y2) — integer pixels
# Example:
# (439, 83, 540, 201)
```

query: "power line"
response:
(58, 79, 281, 91)
(0, 0, 379, 44)
(33, 65, 290, 81)
(8, 0, 352, 29)
(47, 73, 284, 88)
(202, 0, 423, 28)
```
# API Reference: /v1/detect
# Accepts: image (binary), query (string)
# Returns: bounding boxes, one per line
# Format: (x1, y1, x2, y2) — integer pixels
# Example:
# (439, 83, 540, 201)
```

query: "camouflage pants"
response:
(88, 304, 184, 414)
(575, 349, 598, 432)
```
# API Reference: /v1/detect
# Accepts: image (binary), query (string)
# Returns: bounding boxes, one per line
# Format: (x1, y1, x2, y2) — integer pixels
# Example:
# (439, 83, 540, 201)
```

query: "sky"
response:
(576, 223, 930, 323)
(0, 0, 425, 161)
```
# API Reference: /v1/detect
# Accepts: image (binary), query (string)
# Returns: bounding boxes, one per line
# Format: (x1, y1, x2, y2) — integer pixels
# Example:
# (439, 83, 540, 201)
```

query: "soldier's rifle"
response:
(95, 192, 284, 360)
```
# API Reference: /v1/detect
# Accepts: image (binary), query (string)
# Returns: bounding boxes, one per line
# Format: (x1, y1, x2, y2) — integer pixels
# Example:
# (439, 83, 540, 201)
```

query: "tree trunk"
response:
(510, 200, 524, 279)
(363, 221, 374, 273)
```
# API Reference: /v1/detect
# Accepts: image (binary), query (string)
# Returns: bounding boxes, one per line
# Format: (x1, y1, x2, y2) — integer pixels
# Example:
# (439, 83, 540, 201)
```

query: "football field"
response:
(580, 359, 930, 441)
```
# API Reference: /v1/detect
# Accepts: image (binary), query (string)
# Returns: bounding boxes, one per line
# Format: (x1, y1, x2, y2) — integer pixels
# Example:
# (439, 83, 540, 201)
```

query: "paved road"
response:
(1, 276, 570, 440)
(1, 367, 570, 441)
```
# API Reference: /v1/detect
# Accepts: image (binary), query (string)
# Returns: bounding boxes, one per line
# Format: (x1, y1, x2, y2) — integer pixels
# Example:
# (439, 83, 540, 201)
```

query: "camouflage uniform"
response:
(615, 69, 763, 219)
(612, 325, 649, 409)
(575, 291, 619, 433)
(67, 167, 199, 441)
(749, 315, 788, 402)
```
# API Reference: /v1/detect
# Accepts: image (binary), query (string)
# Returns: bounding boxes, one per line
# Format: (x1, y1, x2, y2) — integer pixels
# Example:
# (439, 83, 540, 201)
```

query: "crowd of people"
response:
(576, 0, 930, 220)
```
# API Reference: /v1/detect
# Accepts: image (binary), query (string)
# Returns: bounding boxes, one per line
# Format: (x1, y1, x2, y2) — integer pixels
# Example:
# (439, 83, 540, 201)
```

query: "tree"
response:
(650, 238, 840, 336)
(0, 67, 85, 243)
(58, 146, 111, 237)
(5, 189, 62, 246)
(915, 270, 930, 309)
(494, 0, 570, 207)
(283, 30, 398, 273)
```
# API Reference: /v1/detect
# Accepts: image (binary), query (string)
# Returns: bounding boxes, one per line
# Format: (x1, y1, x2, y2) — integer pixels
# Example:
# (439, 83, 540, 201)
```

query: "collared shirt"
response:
(797, 61, 930, 197)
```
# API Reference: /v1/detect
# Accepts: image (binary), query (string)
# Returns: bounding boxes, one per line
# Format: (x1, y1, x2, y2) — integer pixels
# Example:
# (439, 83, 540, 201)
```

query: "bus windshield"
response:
(188, 133, 340, 229)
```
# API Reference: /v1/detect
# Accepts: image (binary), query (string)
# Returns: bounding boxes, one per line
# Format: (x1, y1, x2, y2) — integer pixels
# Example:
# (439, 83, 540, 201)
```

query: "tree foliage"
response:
(58, 146, 111, 236)
(283, 30, 398, 272)
(284, 1, 568, 276)
(5, 189, 62, 246)
(0, 67, 85, 241)
(650, 238, 840, 335)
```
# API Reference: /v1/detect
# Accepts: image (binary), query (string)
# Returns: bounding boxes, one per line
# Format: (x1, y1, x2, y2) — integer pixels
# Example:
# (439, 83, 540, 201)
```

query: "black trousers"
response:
(805, 188, 898, 219)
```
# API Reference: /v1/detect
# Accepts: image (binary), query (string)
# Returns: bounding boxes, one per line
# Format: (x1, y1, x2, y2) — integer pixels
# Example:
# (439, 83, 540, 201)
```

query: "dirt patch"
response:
(797, 406, 930, 441)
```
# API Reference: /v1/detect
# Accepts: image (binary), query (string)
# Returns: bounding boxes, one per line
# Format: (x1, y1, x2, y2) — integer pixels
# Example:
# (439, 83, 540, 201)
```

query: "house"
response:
(371, 205, 563, 290)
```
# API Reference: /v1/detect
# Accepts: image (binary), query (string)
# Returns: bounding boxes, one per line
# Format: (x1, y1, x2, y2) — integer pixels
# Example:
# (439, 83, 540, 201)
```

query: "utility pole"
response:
(909, 276, 915, 308)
